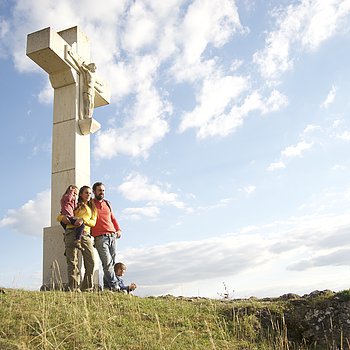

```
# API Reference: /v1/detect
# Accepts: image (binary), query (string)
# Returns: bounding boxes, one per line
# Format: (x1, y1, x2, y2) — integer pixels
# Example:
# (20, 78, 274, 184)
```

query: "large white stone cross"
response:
(26, 26, 110, 289)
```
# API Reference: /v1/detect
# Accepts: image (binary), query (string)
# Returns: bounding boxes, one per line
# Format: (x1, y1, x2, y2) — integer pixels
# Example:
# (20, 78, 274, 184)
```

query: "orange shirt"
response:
(91, 199, 120, 237)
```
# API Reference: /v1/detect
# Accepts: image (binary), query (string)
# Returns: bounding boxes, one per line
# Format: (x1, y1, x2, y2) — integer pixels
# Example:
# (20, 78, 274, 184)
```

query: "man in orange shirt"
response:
(92, 182, 121, 291)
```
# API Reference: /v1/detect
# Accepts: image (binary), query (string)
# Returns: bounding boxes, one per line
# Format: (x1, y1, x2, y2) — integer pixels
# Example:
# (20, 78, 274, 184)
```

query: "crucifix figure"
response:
(26, 26, 111, 289)
(67, 49, 104, 120)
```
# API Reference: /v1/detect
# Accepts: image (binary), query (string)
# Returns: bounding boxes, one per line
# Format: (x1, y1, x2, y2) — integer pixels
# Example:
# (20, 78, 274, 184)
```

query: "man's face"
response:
(94, 185, 105, 200)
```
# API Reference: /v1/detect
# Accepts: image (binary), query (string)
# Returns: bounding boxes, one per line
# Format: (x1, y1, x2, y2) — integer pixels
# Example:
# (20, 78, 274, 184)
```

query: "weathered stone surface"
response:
(212, 289, 350, 349)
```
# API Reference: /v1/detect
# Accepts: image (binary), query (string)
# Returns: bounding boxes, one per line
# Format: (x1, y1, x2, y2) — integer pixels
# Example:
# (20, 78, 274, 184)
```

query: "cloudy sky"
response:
(1, 0, 350, 298)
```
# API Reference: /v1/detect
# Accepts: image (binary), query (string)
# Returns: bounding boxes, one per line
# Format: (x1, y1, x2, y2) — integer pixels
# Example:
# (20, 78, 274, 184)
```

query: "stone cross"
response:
(26, 26, 110, 289)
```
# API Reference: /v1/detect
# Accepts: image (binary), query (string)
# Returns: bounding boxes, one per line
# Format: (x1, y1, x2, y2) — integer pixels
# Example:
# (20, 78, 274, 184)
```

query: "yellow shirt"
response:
(57, 203, 97, 234)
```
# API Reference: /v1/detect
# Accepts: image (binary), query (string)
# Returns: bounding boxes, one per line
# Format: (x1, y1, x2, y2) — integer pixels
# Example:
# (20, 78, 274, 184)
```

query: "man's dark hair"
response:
(92, 182, 104, 192)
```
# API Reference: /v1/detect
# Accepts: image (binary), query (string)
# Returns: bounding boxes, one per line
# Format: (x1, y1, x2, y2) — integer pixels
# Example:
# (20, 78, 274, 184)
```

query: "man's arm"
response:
(111, 211, 121, 238)
(105, 200, 121, 237)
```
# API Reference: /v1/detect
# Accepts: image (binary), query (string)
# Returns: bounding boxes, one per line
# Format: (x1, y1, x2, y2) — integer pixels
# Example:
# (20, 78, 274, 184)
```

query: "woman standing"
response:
(59, 185, 97, 291)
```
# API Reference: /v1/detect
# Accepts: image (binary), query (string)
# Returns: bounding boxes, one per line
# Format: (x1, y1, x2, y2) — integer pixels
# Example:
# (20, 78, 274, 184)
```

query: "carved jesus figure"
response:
(68, 49, 102, 119)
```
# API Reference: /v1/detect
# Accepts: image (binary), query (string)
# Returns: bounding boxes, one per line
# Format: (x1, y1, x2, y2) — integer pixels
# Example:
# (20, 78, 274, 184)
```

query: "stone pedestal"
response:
(42, 226, 100, 290)
(42, 226, 66, 289)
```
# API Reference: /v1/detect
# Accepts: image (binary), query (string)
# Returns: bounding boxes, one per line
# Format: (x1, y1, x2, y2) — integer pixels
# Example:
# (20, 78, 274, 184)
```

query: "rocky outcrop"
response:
(236, 290, 350, 349)
(285, 290, 350, 349)
(158, 290, 350, 348)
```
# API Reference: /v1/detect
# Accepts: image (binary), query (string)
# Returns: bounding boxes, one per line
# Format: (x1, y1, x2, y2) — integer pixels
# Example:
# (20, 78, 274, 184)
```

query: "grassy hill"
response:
(0, 289, 349, 349)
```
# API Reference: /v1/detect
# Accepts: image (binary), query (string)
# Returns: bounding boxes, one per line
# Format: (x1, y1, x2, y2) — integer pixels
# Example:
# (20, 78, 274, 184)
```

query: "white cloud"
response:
(344, 189, 350, 201)
(267, 161, 286, 171)
(332, 164, 347, 171)
(122, 211, 350, 296)
(301, 1, 350, 50)
(121, 2, 157, 53)
(0, 18, 9, 37)
(281, 140, 313, 158)
(253, 35, 291, 81)
(288, 248, 350, 271)
(243, 185, 256, 195)
(0, 18, 9, 57)
(331, 116, 350, 141)
(179, 74, 288, 138)
(122, 206, 160, 220)
(337, 131, 350, 141)
(172, 0, 243, 76)
(179, 74, 249, 137)
(124, 234, 270, 286)
(0, 190, 50, 236)
(303, 124, 320, 134)
(267, 135, 319, 171)
(38, 79, 53, 104)
(94, 75, 171, 159)
(230, 59, 244, 72)
(263, 89, 289, 113)
(31, 140, 51, 157)
(253, 0, 350, 81)
(197, 198, 233, 212)
(321, 85, 337, 109)
(118, 172, 187, 210)
(241, 89, 288, 116)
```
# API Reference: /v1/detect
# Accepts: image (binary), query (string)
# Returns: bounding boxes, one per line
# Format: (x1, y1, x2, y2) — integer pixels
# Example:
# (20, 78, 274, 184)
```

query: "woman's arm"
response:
(57, 214, 68, 224)
(80, 206, 97, 228)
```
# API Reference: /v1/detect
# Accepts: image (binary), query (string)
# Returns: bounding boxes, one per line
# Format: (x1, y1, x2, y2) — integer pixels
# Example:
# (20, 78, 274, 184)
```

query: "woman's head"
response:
(78, 186, 96, 213)
(78, 186, 92, 203)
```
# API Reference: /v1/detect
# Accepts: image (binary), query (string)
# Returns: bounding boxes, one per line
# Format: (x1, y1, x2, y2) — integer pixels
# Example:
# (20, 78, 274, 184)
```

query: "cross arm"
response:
(26, 27, 72, 74)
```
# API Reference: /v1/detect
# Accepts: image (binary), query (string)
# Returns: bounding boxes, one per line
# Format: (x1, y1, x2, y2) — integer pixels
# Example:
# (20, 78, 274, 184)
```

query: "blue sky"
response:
(1, 0, 350, 298)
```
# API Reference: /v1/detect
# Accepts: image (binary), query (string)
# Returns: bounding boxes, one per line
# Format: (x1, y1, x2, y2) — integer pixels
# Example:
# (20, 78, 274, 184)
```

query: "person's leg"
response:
(80, 235, 95, 291)
(67, 217, 84, 241)
(109, 235, 117, 265)
(94, 235, 118, 289)
(74, 223, 85, 241)
(64, 229, 80, 290)
(67, 217, 84, 250)
(107, 235, 118, 289)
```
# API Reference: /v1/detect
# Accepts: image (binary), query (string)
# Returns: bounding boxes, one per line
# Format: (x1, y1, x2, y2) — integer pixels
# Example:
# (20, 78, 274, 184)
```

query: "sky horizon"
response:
(1, 0, 350, 299)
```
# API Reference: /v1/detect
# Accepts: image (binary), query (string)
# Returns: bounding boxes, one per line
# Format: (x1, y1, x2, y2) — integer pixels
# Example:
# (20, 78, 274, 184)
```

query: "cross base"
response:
(42, 225, 100, 289)
(79, 118, 101, 135)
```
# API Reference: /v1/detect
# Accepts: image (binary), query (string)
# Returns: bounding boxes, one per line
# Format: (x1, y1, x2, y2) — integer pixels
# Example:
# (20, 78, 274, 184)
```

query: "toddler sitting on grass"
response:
(114, 262, 137, 294)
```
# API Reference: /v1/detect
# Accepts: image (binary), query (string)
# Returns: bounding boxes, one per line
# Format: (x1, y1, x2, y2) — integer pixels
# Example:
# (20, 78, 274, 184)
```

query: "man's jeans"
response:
(94, 234, 118, 289)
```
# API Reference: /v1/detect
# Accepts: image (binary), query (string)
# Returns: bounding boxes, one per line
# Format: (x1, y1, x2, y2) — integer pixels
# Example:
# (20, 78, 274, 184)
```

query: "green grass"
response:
(0, 289, 339, 350)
